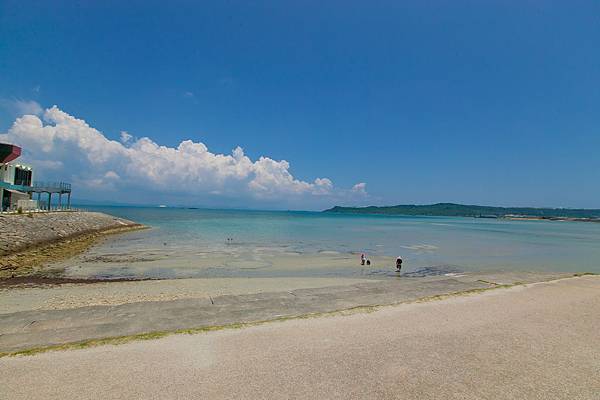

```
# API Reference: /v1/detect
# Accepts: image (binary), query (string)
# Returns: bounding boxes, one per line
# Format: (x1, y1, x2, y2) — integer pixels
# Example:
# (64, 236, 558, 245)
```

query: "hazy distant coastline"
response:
(324, 203, 600, 222)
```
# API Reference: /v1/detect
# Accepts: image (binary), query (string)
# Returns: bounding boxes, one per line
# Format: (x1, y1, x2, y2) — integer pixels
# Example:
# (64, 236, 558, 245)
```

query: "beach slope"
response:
(1, 275, 598, 399)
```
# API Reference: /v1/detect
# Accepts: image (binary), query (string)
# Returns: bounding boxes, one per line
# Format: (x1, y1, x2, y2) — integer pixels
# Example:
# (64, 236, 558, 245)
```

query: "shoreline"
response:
(502, 215, 600, 223)
(0, 211, 146, 279)
(0, 274, 152, 289)
(324, 203, 600, 223)
(326, 211, 600, 223)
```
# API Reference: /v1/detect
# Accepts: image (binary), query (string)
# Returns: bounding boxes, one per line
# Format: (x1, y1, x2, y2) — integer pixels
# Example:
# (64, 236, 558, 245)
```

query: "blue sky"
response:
(1, 1, 599, 209)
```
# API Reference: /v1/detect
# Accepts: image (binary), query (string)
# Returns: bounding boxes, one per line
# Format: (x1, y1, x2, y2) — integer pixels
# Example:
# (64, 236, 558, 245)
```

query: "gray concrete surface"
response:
(0, 211, 140, 256)
(1, 275, 598, 400)
(0, 271, 570, 353)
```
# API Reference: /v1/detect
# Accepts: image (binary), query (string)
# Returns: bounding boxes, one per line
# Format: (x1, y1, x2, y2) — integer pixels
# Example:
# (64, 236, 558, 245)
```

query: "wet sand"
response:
(1, 275, 598, 399)
(0, 223, 146, 279)
(56, 247, 401, 280)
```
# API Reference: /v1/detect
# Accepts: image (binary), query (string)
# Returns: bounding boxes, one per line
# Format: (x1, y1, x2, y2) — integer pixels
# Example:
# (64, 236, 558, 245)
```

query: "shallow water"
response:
(59, 206, 600, 279)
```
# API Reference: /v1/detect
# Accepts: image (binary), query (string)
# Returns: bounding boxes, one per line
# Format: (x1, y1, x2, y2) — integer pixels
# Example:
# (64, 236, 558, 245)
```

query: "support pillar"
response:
(48, 192, 52, 211)
(67, 193, 71, 210)
(58, 193, 62, 210)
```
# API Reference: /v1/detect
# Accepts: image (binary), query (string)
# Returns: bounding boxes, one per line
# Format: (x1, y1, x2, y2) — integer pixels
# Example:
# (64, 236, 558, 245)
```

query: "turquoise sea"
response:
(66, 206, 600, 279)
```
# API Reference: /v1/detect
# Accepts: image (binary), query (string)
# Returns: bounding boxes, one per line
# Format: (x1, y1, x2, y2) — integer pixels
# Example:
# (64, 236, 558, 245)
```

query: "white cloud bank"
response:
(0, 99, 43, 117)
(0, 105, 367, 207)
(352, 182, 367, 195)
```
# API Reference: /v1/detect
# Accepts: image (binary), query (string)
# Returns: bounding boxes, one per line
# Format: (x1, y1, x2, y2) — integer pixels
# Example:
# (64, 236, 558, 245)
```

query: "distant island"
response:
(323, 203, 600, 222)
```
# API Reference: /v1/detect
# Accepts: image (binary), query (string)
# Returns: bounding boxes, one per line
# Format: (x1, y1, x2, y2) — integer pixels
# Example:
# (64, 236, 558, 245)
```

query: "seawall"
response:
(0, 211, 145, 277)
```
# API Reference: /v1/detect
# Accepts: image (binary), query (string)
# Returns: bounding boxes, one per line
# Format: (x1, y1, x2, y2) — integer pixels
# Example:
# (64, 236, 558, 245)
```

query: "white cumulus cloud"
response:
(119, 131, 133, 144)
(352, 182, 367, 195)
(0, 99, 43, 117)
(0, 105, 367, 207)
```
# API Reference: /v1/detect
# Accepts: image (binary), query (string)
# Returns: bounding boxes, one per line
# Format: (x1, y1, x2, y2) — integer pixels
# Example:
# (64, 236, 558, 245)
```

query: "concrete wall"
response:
(17, 199, 39, 211)
(0, 211, 142, 256)
(1, 162, 35, 211)
(1, 163, 34, 185)
(1, 164, 14, 184)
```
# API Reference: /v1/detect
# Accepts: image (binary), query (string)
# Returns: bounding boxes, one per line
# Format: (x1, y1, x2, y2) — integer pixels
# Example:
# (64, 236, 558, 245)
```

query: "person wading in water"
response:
(396, 256, 403, 272)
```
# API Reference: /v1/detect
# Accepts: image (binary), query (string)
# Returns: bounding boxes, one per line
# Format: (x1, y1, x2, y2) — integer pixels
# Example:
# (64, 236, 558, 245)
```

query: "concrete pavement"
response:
(1, 275, 598, 399)
(0, 271, 569, 353)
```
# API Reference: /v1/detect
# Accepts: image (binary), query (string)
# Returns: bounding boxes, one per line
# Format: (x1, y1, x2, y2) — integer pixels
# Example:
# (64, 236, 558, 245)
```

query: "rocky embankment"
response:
(0, 211, 145, 278)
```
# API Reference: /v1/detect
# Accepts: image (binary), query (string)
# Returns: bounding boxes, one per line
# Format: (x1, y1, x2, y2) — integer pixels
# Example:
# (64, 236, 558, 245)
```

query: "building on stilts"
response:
(0, 143, 72, 212)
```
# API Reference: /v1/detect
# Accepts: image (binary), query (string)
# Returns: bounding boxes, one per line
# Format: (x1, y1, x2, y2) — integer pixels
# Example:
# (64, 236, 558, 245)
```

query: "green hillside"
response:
(323, 203, 600, 219)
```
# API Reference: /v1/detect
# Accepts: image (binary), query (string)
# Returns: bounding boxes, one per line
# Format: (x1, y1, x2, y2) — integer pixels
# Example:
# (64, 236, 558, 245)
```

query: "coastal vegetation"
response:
(324, 203, 600, 220)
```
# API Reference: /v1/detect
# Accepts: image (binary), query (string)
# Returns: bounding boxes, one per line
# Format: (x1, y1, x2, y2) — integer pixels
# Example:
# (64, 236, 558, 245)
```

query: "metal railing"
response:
(0, 207, 83, 215)
(32, 181, 72, 192)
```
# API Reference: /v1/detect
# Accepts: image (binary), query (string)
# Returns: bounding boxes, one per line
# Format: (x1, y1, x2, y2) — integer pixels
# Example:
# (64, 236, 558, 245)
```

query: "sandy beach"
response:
(1, 275, 598, 400)
(1, 210, 598, 399)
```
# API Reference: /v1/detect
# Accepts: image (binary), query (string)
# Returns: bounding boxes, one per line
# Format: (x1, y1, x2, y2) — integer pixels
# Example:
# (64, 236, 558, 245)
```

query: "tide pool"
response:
(60, 206, 600, 279)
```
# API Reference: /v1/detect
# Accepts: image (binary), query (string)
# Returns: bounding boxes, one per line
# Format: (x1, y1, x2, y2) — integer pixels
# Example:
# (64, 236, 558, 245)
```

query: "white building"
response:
(1, 142, 73, 212)
(0, 143, 35, 211)
(1, 162, 35, 210)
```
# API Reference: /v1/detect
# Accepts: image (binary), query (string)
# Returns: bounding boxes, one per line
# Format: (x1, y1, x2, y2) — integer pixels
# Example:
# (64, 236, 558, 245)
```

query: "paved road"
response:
(1, 276, 598, 399)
